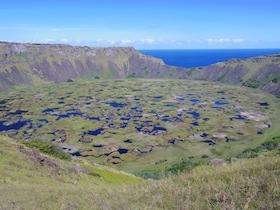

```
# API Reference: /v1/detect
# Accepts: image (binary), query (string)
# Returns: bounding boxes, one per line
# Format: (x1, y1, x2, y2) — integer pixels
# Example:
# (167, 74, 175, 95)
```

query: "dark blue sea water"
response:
(140, 49, 280, 68)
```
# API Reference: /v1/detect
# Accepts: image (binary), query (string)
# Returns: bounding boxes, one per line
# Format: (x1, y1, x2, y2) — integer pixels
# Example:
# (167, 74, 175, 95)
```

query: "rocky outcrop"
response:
(209, 158, 226, 167)
(17, 144, 60, 174)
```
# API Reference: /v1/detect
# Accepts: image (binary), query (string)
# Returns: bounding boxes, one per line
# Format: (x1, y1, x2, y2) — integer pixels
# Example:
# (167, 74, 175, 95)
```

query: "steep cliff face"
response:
(0, 42, 279, 97)
(193, 55, 280, 97)
(0, 42, 187, 91)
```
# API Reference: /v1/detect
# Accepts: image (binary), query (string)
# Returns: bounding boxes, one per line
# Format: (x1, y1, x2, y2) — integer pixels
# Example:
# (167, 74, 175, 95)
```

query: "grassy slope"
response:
(1, 135, 279, 209)
(0, 135, 141, 209)
(194, 54, 280, 97)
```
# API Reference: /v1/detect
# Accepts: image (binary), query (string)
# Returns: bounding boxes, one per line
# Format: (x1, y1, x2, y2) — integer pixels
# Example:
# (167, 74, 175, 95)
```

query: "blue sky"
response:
(0, 0, 279, 49)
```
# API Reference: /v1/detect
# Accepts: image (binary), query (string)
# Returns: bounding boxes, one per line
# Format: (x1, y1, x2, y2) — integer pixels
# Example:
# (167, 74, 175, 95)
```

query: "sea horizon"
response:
(140, 48, 280, 68)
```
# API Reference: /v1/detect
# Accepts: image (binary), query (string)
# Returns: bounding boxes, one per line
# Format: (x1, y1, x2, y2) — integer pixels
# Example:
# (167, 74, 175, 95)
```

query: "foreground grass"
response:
(1, 136, 279, 209)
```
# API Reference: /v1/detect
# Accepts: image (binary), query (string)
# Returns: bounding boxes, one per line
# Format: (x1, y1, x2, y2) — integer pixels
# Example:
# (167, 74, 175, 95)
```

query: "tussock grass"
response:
(1, 135, 279, 209)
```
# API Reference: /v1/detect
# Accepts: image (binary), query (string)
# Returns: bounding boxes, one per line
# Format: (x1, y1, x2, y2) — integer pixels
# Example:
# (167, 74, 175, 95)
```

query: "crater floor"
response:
(0, 79, 279, 172)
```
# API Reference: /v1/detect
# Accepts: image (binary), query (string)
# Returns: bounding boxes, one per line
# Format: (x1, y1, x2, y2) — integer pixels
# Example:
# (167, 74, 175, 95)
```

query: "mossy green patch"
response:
(83, 164, 140, 184)
(16, 52, 29, 63)
(102, 68, 115, 79)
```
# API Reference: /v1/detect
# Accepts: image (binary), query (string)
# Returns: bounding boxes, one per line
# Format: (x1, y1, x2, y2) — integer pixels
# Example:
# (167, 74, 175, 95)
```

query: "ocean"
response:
(140, 49, 280, 68)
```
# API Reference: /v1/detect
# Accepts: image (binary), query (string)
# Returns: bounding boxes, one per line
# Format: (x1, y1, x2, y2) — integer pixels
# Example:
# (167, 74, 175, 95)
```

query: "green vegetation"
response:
(267, 72, 280, 84)
(0, 42, 280, 208)
(16, 52, 29, 61)
(0, 79, 279, 173)
(134, 157, 209, 179)
(236, 136, 280, 158)
(126, 72, 136, 78)
(134, 170, 162, 180)
(84, 164, 140, 184)
(141, 65, 149, 76)
(168, 67, 177, 77)
(242, 77, 260, 88)
(166, 158, 207, 174)
(0, 77, 279, 208)
(0, 135, 279, 209)
(102, 68, 115, 79)
(81, 71, 99, 80)
(186, 68, 198, 76)
(23, 140, 72, 161)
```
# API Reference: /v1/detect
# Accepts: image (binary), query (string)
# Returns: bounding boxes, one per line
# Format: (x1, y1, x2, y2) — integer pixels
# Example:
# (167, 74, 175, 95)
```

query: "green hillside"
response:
(1, 135, 279, 209)
(193, 53, 280, 97)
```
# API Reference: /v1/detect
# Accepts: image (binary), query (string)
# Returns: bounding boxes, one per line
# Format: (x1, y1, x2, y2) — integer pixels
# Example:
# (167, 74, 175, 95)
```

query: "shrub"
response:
(242, 77, 260, 88)
(133, 170, 161, 180)
(236, 148, 258, 159)
(23, 140, 71, 161)
(126, 73, 136, 78)
(155, 159, 167, 165)
(201, 154, 209, 159)
(236, 137, 280, 158)
(186, 68, 198, 76)
(165, 159, 204, 174)
(272, 74, 280, 83)
(261, 139, 279, 150)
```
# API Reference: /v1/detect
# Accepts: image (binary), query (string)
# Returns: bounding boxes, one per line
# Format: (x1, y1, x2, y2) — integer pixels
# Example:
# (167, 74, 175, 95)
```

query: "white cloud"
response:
(140, 39, 157, 45)
(9, 38, 247, 49)
(232, 38, 245, 43)
(96, 39, 116, 45)
(206, 38, 245, 43)
(121, 39, 134, 45)
(39, 39, 55, 43)
(120, 39, 161, 45)
(108, 40, 116, 44)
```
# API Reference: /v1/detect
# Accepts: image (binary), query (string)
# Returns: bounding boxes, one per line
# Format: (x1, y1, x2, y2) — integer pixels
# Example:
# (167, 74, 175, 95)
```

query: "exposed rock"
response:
(107, 157, 123, 164)
(230, 157, 237, 163)
(209, 158, 226, 167)
(103, 142, 120, 151)
(213, 133, 228, 139)
(105, 48, 117, 57)
(68, 165, 91, 174)
(79, 136, 92, 143)
(61, 145, 79, 154)
(80, 150, 95, 157)
(240, 111, 268, 121)
(17, 144, 60, 174)
(10, 43, 28, 54)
